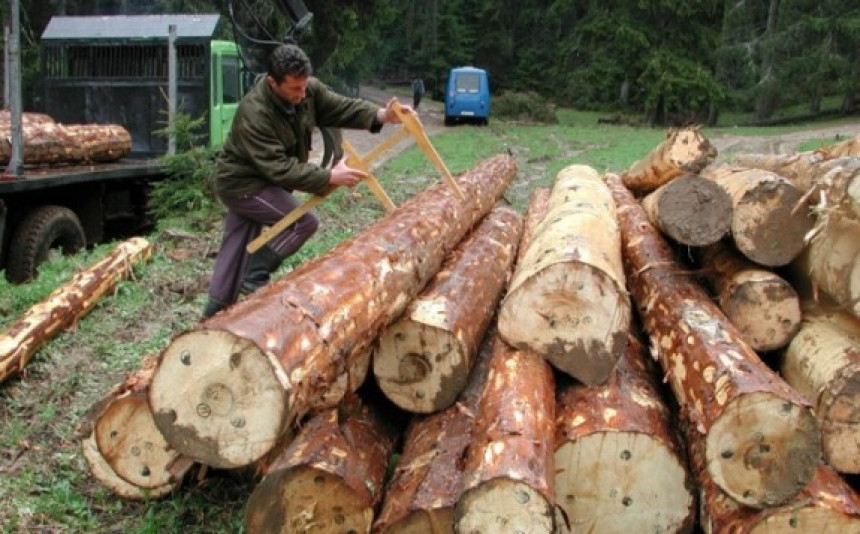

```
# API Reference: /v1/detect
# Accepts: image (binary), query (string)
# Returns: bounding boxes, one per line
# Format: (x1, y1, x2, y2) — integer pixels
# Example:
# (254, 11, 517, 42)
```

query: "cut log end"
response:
(148, 329, 288, 469)
(95, 394, 179, 489)
(706, 392, 821, 508)
(81, 433, 177, 500)
(749, 507, 860, 533)
(245, 466, 373, 534)
(554, 432, 694, 533)
(455, 478, 554, 534)
(819, 368, 860, 474)
(500, 263, 629, 385)
(650, 174, 732, 246)
(733, 182, 814, 266)
(381, 508, 455, 534)
(374, 321, 468, 413)
(724, 279, 801, 352)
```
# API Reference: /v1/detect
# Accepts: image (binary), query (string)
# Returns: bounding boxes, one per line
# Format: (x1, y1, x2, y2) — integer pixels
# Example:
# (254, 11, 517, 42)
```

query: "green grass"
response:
(0, 109, 855, 532)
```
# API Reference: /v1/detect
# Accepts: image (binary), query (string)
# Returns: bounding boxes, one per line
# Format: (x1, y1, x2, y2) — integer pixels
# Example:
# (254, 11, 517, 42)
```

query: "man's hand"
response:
(377, 97, 416, 124)
(329, 157, 368, 188)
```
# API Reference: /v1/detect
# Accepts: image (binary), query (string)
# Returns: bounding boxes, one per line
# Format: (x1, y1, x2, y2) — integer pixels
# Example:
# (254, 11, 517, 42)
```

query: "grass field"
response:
(0, 109, 858, 532)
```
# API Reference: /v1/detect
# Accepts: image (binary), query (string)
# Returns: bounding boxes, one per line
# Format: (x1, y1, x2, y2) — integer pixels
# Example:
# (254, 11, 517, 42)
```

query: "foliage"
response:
(492, 91, 558, 124)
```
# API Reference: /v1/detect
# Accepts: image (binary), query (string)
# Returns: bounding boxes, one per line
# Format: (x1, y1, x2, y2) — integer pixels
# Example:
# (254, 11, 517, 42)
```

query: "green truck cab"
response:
(1, 14, 244, 283)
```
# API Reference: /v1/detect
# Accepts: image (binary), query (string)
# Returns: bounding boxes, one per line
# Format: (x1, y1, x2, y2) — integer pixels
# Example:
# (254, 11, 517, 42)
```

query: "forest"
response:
(2, 0, 859, 125)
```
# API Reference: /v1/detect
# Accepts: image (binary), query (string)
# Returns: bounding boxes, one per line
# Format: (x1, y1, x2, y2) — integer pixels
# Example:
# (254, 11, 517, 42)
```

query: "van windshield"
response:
(455, 73, 481, 93)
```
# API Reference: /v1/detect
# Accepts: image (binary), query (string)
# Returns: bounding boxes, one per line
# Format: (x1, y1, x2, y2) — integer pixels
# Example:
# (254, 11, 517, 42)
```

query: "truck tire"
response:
(6, 205, 86, 284)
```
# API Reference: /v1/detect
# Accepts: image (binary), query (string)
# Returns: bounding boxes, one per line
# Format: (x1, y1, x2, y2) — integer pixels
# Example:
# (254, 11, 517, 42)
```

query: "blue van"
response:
(444, 67, 490, 126)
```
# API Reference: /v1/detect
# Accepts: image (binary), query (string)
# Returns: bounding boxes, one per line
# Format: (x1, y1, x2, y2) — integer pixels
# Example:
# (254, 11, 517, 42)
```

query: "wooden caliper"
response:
(246, 101, 464, 254)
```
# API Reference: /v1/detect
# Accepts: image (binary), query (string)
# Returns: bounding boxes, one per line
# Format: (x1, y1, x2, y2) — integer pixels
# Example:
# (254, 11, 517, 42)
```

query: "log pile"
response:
(75, 136, 860, 532)
(0, 110, 132, 165)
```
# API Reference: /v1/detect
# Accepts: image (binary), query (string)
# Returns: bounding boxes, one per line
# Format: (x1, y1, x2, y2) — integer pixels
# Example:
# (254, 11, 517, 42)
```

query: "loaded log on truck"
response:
(1, 1, 334, 284)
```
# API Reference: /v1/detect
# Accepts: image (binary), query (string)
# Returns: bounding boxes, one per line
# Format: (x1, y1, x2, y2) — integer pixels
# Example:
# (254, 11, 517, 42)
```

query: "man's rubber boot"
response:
(240, 246, 283, 296)
(202, 298, 227, 319)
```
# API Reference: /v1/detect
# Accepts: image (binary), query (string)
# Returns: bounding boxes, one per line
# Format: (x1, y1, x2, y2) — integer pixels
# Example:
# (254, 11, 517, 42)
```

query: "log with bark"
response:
(701, 165, 815, 267)
(148, 154, 517, 469)
(687, 414, 860, 533)
(622, 127, 717, 194)
(0, 237, 154, 383)
(606, 172, 821, 508)
(782, 301, 860, 474)
(454, 334, 556, 533)
(499, 164, 630, 385)
(245, 396, 397, 533)
(640, 172, 732, 247)
(0, 120, 83, 165)
(373, 324, 497, 533)
(374, 205, 522, 413)
(699, 241, 801, 352)
(793, 217, 860, 319)
(64, 123, 132, 162)
(77, 354, 192, 498)
(554, 333, 695, 533)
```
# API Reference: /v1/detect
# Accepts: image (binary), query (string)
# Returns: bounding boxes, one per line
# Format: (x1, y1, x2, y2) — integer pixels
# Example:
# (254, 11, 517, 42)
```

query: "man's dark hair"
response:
(267, 44, 313, 81)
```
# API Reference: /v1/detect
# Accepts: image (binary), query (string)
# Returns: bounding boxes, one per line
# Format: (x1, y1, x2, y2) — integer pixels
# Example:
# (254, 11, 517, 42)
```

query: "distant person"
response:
(412, 76, 425, 110)
(202, 43, 415, 318)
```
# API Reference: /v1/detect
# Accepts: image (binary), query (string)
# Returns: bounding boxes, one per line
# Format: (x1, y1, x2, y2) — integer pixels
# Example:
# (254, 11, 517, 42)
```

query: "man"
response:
(203, 44, 413, 318)
(411, 76, 425, 110)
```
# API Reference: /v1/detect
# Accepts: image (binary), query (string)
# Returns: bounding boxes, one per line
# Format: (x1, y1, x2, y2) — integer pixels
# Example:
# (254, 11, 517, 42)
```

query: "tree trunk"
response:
(698, 241, 801, 351)
(455, 335, 556, 533)
(823, 135, 860, 158)
(0, 237, 154, 383)
(245, 397, 397, 533)
(701, 166, 814, 266)
(499, 164, 630, 385)
(754, 0, 780, 121)
(782, 301, 860, 474)
(688, 416, 860, 533)
(148, 154, 517, 469)
(793, 217, 860, 319)
(606, 172, 821, 509)
(374, 205, 522, 413)
(373, 324, 497, 534)
(64, 123, 132, 163)
(78, 355, 189, 499)
(554, 334, 695, 534)
(640, 172, 732, 246)
(622, 128, 717, 194)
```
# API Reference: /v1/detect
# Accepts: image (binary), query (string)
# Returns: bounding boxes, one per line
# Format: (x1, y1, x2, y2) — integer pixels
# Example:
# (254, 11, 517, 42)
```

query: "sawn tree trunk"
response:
(622, 128, 717, 194)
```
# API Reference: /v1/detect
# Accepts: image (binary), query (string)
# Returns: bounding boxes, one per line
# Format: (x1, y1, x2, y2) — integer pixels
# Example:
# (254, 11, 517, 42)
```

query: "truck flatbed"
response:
(0, 159, 166, 193)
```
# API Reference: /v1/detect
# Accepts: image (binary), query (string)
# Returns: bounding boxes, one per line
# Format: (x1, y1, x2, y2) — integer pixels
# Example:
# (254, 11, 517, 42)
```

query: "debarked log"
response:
(373, 324, 496, 534)
(622, 127, 717, 194)
(554, 333, 695, 533)
(0, 237, 154, 383)
(699, 241, 801, 352)
(499, 164, 630, 385)
(78, 355, 190, 499)
(640, 172, 732, 247)
(245, 397, 397, 533)
(701, 165, 814, 267)
(148, 154, 517, 469)
(782, 301, 860, 474)
(374, 205, 522, 413)
(454, 335, 556, 533)
(606, 172, 821, 508)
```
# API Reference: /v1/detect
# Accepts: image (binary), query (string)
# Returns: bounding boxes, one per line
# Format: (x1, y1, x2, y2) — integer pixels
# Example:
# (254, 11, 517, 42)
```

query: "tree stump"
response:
(245, 398, 397, 533)
(0, 237, 154, 383)
(782, 301, 860, 474)
(148, 154, 517, 469)
(374, 205, 522, 413)
(554, 333, 695, 533)
(699, 241, 801, 351)
(640, 172, 732, 246)
(622, 127, 717, 194)
(499, 164, 630, 385)
(701, 166, 814, 267)
(454, 335, 556, 533)
(606, 172, 821, 508)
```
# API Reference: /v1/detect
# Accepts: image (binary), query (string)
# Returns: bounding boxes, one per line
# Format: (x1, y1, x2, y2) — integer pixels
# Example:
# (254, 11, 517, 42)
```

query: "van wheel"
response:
(444, 116, 454, 126)
(6, 205, 86, 284)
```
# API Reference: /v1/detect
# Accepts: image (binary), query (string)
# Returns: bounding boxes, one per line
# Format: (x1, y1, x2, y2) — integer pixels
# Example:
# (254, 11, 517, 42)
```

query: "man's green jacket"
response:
(215, 76, 379, 199)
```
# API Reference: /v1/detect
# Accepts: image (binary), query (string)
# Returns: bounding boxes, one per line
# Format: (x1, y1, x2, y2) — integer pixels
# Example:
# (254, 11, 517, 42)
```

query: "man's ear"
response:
(266, 75, 277, 89)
